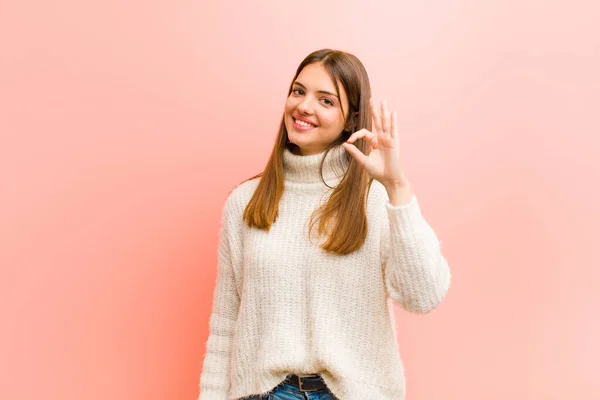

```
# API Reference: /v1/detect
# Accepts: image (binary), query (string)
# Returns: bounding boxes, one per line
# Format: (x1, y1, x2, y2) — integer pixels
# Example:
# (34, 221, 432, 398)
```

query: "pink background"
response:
(1, 1, 599, 399)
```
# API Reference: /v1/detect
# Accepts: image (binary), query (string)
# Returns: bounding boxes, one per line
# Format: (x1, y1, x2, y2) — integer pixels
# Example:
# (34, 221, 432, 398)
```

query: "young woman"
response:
(199, 49, 451, 400)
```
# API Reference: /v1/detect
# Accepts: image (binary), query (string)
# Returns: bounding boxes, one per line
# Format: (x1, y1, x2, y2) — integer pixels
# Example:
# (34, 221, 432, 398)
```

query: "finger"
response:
(342, 142, 369, 166)
(391, 110, 398, 139)
(346, 128, 376, 144)
(346, 129, 367, 144)
(371, 97, 383, 133)
(381, 100, 391, 134)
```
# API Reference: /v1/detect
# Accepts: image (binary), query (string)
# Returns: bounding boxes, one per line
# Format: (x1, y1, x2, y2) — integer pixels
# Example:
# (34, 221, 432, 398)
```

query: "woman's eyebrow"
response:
(293, 81, 339, 99)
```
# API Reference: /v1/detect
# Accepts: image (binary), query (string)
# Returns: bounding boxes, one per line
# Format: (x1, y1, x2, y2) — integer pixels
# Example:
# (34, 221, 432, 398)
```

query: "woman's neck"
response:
(282, 145, 349, 184)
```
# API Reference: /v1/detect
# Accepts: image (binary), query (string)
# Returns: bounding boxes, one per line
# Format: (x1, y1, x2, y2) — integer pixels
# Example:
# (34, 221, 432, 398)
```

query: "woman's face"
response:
(284, 63, 350, 156)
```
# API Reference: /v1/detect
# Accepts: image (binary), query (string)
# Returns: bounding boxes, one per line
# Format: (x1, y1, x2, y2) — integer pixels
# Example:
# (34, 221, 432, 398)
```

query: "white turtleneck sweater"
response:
(198, 145, 451, 400)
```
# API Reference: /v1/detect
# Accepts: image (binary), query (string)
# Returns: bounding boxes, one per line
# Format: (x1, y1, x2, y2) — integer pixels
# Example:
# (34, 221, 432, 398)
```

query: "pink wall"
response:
(1, 1, 599, 399)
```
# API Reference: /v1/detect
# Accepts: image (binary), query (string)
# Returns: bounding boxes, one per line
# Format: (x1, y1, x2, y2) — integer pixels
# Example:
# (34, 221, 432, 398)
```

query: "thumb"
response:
(342, 142, 368, 166)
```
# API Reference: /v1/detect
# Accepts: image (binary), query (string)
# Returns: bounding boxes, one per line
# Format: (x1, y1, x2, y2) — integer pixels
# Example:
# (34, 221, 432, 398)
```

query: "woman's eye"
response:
(322, 98, 334, 106)
(292, 88, 303, 95)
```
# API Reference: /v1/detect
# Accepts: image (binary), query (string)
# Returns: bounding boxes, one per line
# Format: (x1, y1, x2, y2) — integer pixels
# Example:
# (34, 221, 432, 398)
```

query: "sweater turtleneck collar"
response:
(282, 145, 350, 184)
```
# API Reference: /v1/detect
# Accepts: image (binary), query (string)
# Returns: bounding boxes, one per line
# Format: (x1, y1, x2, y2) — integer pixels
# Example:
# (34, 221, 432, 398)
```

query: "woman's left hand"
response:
(342, 97, 411, 189)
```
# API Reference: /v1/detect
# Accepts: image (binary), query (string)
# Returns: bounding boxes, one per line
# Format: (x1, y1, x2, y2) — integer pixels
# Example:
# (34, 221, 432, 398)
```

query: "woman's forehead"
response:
(297, 65, 335, 88)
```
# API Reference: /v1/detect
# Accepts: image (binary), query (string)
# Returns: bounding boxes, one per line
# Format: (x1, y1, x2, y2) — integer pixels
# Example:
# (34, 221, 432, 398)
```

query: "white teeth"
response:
(295, 118, 315, 128)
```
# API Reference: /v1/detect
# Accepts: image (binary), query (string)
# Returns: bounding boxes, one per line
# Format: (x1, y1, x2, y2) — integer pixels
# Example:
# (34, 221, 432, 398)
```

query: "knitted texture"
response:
(199, 145, 451, 400)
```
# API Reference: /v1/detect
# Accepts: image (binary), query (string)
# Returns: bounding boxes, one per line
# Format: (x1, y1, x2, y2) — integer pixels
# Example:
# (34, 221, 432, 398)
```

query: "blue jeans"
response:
(246, 376, 338, 400)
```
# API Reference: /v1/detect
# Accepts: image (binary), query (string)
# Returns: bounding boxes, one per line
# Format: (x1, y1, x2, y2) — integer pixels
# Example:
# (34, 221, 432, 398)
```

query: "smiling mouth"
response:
(293, 118, 317, 128)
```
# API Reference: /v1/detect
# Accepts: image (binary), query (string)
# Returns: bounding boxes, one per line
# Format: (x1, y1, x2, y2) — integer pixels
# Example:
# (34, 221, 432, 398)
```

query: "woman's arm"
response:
(380, 193, 451, 314)
(198, 197, 241, 400)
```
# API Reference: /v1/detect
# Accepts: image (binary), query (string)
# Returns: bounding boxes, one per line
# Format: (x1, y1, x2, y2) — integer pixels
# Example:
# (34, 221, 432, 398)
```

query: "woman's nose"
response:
(298, 98, 314, 114)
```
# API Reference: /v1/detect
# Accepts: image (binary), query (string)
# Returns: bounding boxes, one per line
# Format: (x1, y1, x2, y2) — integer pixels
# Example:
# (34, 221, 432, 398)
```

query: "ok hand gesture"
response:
(342, 98, 410, 190)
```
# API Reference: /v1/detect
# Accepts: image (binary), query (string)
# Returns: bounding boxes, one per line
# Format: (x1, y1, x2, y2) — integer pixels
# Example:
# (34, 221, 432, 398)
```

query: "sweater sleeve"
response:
(380, 194, 451, 314)
(198, 196, 241, 399)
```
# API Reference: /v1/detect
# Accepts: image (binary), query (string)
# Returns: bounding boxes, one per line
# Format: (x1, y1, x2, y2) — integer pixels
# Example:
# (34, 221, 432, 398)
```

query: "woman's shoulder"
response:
(222, 176, 261, 215)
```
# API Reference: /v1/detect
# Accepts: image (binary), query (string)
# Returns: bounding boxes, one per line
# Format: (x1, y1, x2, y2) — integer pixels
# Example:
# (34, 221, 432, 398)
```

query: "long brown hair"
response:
(242, 49, 374, 255)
